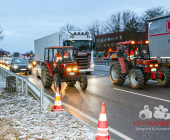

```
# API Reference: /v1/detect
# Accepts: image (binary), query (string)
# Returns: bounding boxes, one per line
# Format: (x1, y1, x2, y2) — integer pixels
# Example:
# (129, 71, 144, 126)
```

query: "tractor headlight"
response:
(149, 64, 153, 67)
(73, 67, 78, 71)
(90, 64, 94, 68)
(13, 65, 18, 69)
(33, 61, 36, 65)
(28, 65, 32, 69)
(67, 68, 72, 71)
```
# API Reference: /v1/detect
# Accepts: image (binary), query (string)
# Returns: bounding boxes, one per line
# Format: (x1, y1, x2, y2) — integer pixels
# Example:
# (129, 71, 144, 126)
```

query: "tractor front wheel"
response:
(110, 61, 126, 85)
(54, 76, 61, 90)
(129, 69, 144, 89)
(79, 74, 88, 90)
(41, 65, 53, 88)
(66, 81, 76, 87)
(157, 67, 170, 87)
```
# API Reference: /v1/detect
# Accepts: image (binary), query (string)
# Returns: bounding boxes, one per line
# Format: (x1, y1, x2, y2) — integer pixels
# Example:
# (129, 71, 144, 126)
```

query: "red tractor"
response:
(41, 46, 88, 90)
(110, 41, 163, 89)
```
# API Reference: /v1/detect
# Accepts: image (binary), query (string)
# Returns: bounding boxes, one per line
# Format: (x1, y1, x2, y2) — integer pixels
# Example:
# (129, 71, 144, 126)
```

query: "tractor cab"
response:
(116, 41, 150, 61)
(53, 46, 74, 64)
(110, 40, 163, 89)
(41, 46, 88, 91)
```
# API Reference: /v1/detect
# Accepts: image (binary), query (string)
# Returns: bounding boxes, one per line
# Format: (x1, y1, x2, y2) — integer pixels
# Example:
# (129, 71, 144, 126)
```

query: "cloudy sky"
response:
(0, 0, 170, 54)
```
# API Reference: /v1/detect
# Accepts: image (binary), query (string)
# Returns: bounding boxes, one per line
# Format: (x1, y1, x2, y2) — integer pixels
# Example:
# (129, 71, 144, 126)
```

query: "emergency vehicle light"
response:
(131, 41, 135, 44)
(146, 41, 149, 44)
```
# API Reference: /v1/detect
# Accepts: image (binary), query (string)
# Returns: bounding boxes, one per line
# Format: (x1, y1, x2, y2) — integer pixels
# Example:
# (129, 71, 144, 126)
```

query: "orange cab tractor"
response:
(110, 41, 163, 89)
(41, 46, 88, 90)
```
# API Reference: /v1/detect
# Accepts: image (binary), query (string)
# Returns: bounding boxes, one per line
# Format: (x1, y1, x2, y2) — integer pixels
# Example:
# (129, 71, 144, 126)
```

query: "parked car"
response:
(5, 58, 13, 66)
(10, 59, 32, 74)
(36, 60, 43, 78)
(1, 58, 6, 65)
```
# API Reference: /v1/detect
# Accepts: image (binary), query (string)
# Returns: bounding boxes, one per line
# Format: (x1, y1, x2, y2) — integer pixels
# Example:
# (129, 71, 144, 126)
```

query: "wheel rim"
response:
(131, 71, 138, 85)
(111, 66, 118, 80)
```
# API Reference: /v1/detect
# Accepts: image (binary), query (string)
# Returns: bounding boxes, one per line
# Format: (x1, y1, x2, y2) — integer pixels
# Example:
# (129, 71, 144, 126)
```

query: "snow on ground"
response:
(0, 74, 96, 140)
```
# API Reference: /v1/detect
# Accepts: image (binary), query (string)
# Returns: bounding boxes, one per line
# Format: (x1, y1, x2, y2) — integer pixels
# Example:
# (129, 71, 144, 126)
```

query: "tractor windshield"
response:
(125, 44, 149, 60)
(54, 48, 74, 63)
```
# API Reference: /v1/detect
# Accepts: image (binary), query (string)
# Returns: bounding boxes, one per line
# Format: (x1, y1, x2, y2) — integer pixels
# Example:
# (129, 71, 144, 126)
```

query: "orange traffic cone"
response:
(96, 103, 109, 140)
(53, 85, 64, 112)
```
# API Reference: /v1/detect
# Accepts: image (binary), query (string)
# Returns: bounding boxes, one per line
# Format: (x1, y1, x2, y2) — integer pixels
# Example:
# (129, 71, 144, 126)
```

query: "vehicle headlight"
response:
(33, 61, 36, 65)
(28, 65, 32, 68)
(67, 68, 72, 71)
(73, 67, 78, 71)
(13, 65, 18, 69)
(90, 64, 94, 68)
(6, 61, 9, 64)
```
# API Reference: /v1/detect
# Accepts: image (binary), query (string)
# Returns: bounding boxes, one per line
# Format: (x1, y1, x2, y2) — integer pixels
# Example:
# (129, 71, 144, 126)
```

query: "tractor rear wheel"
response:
(157, 67, 170, 87)
(54, 76, 61, 90)
(129, 69, 144, 89)
(41, 65, 53, 88)
(66, 81, 76, 87)
(79, 74, 87, 90)
(110, 61, 126, 85)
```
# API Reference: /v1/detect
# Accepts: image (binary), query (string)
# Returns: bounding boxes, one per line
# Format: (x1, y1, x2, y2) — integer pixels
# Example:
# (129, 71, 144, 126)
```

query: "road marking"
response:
(113, 88, 170, 103)
(44, 92, 133, 140)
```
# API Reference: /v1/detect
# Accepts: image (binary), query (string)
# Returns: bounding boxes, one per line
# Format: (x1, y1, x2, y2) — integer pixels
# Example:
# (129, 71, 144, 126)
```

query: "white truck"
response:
(34, 31, 94, 74)
(147, 14, 170, 86)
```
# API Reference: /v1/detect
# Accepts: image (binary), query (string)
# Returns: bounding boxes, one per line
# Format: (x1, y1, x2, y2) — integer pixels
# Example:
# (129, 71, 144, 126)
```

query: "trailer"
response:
(34, 31, 94, 74)
(147, 14, 170, 86)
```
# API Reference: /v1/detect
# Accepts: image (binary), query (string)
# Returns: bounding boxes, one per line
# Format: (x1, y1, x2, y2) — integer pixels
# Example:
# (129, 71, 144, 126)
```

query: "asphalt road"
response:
(4, 64, 170, 140)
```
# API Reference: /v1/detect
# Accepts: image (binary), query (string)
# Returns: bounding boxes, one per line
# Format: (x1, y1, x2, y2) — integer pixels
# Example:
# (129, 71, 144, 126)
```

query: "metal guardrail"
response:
(0, 65, 51, 111)
(94, 57, 111, 65)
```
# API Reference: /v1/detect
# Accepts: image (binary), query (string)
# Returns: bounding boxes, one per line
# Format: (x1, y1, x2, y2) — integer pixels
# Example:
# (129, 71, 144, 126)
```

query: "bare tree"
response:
(59, 23, 81, 32)
(140, 6, 169, 31)
(86, 20, 104, 41)
(105, 12, 121, 33)
(0, 26, 4, 41)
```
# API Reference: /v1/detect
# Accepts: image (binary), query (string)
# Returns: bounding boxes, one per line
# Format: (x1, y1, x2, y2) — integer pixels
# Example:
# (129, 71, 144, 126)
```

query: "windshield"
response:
(54, 48, 74, 63)
(66, 40, 92, 51)
(6, 58, 12, 61)
(13, 59, 28, 64)
(125, 44, 149, 60)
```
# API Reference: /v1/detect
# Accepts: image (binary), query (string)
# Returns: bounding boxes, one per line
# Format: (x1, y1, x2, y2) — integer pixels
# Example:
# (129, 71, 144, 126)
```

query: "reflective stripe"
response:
(55, 101, 62, 105)
(97, 128, 109, 136)
(99, 114, 107, 121)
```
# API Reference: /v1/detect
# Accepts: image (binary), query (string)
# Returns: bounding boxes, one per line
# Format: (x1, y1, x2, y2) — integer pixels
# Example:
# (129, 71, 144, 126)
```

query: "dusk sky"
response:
(0, 0, 170, 54)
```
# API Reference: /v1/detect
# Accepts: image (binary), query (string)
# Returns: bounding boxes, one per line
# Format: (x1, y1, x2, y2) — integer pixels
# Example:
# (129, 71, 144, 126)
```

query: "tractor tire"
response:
(54, 76, 61, 90)
(157, 67, 170, 87)
(110, 61, 126, 85)
(129, 69, 144, 89)
(29, 70, 32, 75)
(66, 81, 76, 87)
(79, 74, 88, 90)
(144, 78, 149, 84)
(86, 72, 91, 75)
(41, 65, 53, 88)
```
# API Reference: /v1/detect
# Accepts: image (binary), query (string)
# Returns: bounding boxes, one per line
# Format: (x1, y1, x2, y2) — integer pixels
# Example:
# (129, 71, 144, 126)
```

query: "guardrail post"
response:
(40, 87, 44, 111)
(16, 76, 18, 92)
(21, 78, 24, 94)
(25, 80, 28, 96)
